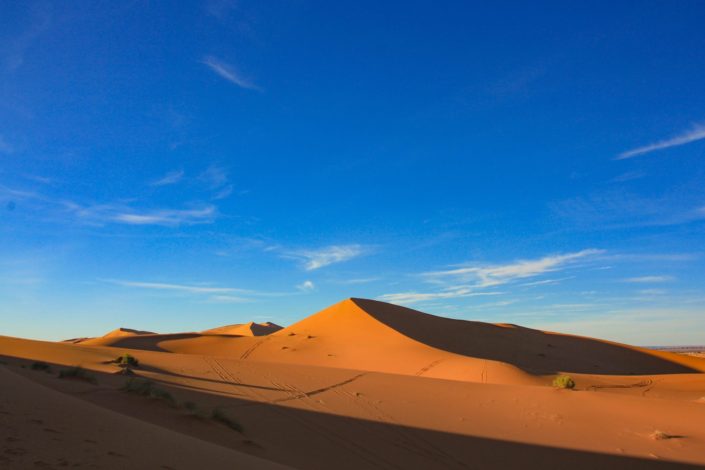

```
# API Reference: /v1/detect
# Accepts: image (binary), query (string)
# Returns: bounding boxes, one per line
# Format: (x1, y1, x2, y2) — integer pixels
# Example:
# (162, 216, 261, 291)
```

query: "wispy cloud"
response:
(75, 204, 217, 226)
(151, 170, 184, 187)
(213, 184, 234, 200)
(297, 280, 315, 292)
(203, 56, 261, 91)
(199, 164, 236, 200)
(617, 123, 705, 159)
(199, 165, 228, 188)
(611, 170, 646, 183)
(106, 279, 253, 303)
(107, 279, 249, 294)
(521, 276, 574, 287)
(378, 288, 500, 305)
(623, 275, 674, 283)
(423, 249, 603, 288)
(283, 244, 369, 271)
(1, 183, 219, 227)
(378, 250, 602, 306)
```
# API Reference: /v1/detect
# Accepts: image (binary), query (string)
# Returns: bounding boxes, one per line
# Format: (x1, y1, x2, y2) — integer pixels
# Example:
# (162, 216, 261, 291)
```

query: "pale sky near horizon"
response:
(1, 1, 704, 345)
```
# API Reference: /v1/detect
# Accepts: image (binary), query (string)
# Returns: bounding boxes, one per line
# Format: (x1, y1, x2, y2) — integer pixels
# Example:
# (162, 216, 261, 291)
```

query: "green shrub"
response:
(552, 375, 575, 389)
(58, 366, 97, 384)
(121, 378, 176, 408)
(115, 354, 139, 368)
(211, 407, 243, 432)
(31, 362, 51, 372)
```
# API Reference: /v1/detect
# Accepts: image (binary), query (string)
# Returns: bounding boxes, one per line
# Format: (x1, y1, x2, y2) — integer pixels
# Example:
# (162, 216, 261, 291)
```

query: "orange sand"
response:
(1, 298, 704, 469)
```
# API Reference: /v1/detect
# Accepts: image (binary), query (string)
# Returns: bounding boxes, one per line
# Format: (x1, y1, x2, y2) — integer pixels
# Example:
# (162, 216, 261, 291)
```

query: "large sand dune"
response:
(83, 298, 705, 384)
(1, 298, 705, 469)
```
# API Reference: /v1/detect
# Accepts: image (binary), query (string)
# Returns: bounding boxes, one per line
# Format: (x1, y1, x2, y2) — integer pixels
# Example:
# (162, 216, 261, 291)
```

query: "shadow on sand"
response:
(353, 298, 700, 375)
(1, 354, 701, 470)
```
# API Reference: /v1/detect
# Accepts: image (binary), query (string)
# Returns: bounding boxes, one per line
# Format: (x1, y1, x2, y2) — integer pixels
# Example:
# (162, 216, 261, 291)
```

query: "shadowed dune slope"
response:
(203, 321, 283, 336)
(0, 365, 288, 469)
(347, 298, 705, 375)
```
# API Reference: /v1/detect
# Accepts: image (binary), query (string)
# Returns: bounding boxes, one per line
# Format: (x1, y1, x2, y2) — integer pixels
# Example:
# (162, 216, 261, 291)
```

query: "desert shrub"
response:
(115, 354, 139, 368)
(31, 361, 51, 372)
(211, 407, 243, 432)
(552, 375, 575, 389)
(122, 378, 176, 408)
(182, 401, 208, 418)
(58, 366, 97, 384)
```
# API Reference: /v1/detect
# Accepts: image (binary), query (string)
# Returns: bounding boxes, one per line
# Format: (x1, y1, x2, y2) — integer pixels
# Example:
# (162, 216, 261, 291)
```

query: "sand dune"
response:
(2, 298, 705, 469)
(203, 321, 283, 336)
(76, 327, 156, 346)
(1, 334, 704, 469)
(86, 298, 705, 385)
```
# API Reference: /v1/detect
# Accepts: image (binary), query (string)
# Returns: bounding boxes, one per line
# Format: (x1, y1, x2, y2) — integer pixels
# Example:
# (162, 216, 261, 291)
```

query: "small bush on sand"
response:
(552, 375, 575, 389)
(211, 407, 243, 432)
(58, 366, 97, 384)
(115, 354, 139, 368)
(31, 362, 51, 372)
(182, 401, 208, 418)
(122, 378, 176, 408)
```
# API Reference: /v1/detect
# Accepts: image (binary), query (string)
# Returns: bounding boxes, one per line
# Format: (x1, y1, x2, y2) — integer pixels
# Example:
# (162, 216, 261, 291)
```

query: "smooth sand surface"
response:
(1, 298, 705, 469)
(0, 365, 289, 469)
(202, 321, 283, 336)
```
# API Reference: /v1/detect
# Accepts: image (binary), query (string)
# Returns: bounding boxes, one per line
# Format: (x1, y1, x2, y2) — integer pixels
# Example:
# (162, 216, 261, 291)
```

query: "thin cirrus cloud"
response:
(378, 250, 603, 306)
(151, 170, 184, 187)
(623, 275, 674, 283)
(202, 56, 261, 91)
(71, 203, 217, 227)
(283, 244, 369, 271)
(106, 279, 249, 294)
(422, 249, 604, 288)
(106, 279, 251, 303)
(378, 288, 500, 305)
(616, 123, 705, 159)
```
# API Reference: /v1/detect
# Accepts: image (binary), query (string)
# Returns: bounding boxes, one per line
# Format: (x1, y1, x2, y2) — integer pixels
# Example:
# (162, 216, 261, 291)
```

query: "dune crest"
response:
(203, 321, 283, 336)
(78, 327, 156, 346)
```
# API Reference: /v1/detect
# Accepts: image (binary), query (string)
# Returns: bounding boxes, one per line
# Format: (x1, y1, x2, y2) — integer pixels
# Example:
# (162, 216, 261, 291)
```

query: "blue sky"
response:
(1, 1, 704, 345)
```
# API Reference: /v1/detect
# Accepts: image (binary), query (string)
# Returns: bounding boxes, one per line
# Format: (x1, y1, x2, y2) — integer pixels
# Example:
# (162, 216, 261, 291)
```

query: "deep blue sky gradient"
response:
(1, 1, 704, 344)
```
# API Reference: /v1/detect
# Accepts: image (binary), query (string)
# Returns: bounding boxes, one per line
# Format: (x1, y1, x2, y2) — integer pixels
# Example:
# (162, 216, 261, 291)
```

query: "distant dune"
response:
(2, 298, 705, 469)
(77, 327, 156, 347)
(202, 321, 283, 336)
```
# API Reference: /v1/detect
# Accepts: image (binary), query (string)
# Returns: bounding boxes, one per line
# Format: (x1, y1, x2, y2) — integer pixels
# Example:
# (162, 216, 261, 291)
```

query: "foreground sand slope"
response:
(0, 365, 289, 469)
(1, 334, 705, 469)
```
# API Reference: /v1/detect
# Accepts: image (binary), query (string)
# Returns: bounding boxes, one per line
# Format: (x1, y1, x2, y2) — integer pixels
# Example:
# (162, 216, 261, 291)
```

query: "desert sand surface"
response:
(0, 365, 289, 469)
(202, 321, 283, 336)
(2, 298, 705, 469)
